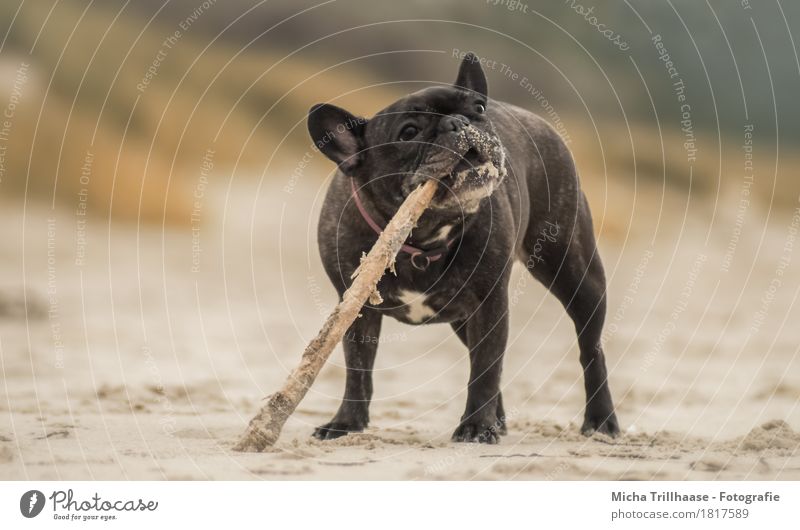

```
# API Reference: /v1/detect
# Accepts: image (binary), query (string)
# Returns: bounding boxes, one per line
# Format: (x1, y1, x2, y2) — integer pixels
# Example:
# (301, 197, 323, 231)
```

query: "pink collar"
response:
(350, 177, 453, 270)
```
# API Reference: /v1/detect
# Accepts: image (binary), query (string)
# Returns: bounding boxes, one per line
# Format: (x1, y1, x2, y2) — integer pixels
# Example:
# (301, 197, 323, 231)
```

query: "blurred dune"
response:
(0, 0, 798, 230)
(0, 1, 401, 223)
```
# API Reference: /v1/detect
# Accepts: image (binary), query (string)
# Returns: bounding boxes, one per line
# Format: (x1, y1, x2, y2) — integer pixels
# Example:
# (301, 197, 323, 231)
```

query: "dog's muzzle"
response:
(406, 125, 506, 212)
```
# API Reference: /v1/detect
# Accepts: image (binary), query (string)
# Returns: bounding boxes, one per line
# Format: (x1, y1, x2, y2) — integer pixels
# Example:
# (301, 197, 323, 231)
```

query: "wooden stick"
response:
(234, 179, 439, 452)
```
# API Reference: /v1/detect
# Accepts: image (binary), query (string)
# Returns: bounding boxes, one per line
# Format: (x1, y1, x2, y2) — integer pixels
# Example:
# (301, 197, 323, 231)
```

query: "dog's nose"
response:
(438, 114, 469, 134)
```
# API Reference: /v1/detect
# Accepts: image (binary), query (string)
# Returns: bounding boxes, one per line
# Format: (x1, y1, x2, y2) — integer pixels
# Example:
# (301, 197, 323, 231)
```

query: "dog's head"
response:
(308, 53, 506, 215)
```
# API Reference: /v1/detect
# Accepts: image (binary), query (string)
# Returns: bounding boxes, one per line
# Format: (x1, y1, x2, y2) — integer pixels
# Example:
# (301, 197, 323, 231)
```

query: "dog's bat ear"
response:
(307, 103, 367, 174)
(454, 52, 488, 98)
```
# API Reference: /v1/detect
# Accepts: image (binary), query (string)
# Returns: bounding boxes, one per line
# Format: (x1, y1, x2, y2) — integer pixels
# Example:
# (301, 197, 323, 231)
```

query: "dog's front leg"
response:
(313, 307, 382, 440)
(451, 289, 509, 444)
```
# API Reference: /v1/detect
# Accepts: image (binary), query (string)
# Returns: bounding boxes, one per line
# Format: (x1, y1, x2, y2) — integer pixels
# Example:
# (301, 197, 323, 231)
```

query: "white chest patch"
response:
(397, 289, 435, 323)
(424, 224, 453, 245)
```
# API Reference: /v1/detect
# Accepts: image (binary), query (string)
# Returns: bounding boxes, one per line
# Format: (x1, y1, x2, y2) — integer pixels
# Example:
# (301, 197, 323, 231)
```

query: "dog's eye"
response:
(398, 125, 419, 141)
(475, 103, 486, 114)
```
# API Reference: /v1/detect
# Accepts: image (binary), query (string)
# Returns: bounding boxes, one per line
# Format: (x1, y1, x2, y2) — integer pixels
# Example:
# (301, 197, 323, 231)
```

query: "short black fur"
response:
(307, 53, 619, 443)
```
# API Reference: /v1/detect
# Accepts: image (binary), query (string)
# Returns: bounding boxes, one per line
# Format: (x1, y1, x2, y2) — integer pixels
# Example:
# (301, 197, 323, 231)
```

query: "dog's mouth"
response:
(401, 124, 506, 213)
(447, 147, 484, 178)
(433, 128, 506, 212)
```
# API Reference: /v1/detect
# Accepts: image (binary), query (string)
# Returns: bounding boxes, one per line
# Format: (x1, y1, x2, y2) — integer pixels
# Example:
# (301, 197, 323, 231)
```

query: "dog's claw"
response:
(496, 417, 508, 436)
(312, 421, 363, 440)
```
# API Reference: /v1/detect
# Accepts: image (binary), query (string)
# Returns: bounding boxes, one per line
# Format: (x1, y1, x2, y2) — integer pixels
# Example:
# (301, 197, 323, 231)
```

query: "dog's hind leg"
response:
(523, 194, 620, 437)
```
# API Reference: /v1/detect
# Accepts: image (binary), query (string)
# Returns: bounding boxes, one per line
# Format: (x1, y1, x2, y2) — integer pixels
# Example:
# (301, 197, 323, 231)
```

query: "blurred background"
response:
(1, 0, 799, 225)
(2, 1, 800, 479)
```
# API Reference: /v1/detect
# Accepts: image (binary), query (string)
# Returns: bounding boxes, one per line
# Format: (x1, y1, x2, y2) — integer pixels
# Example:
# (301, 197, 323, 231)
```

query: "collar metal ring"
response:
(411, 253, 431, 270)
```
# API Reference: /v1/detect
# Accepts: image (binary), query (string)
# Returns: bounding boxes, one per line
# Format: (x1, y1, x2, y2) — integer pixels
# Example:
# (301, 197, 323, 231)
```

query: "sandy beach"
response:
(1, 174, 799, 480)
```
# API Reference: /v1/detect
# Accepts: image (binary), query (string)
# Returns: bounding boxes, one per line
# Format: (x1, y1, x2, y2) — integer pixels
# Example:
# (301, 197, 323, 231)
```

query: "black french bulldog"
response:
(307, 53, 619, 443)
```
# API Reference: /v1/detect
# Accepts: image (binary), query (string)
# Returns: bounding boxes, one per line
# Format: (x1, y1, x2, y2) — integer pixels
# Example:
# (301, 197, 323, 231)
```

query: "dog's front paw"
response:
(451, 419, 500, 444)
(581, 410, 620, 438)
(312, 421, 364, 441)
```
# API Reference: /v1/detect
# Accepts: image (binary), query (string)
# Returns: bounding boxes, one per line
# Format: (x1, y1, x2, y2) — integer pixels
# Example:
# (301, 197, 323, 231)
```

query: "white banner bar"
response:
(1, 481, 795, 528)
